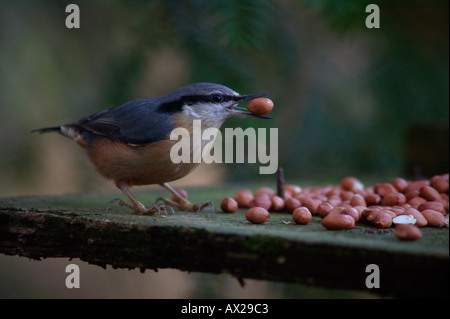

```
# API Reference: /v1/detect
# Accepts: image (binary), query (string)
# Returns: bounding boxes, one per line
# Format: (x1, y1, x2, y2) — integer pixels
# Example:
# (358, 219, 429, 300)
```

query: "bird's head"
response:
(161, 82, 270, 129)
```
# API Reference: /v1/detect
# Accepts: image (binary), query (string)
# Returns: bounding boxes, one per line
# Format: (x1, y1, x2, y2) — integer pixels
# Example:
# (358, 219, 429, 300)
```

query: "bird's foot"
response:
(155, 197, 216, 213)
(106, 198, 174, 216)
(158, 182, 216, 213)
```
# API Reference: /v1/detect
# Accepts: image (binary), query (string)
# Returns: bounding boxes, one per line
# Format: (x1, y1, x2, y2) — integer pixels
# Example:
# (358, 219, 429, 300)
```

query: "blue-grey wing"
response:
(76, 98, 175, 145)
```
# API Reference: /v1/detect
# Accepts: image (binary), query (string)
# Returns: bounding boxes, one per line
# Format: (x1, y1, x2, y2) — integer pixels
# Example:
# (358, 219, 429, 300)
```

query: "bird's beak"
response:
(227, 94, 272, 119)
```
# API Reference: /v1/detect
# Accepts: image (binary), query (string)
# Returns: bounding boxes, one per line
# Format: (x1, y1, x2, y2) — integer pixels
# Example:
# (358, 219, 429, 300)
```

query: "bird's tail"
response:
(31, 125, 84, 144)
(31, 126, 62, 134)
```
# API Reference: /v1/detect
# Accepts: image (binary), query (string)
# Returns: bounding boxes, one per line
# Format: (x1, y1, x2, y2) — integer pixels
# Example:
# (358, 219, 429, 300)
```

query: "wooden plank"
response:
(0, 188, 448, 298)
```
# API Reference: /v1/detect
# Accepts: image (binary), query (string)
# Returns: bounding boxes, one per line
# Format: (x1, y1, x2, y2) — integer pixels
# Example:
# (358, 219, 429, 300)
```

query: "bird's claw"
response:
(142, 204, 175, 216)
(156, 197, 216, 213)
(106, 198, 123, 211)
(192, 200, 216, 213)
(106, 197, 170, 216)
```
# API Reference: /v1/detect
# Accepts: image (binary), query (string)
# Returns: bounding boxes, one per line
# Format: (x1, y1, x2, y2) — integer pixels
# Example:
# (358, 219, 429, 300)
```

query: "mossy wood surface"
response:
(0, 186, 448, 298)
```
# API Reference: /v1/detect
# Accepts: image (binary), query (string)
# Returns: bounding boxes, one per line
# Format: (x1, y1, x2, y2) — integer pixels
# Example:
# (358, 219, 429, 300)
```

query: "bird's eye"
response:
(212, 94, 223, 103)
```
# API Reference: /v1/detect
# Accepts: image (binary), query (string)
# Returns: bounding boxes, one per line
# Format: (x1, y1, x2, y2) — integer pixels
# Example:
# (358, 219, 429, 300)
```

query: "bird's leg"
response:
(116, 185, 148, 213)
(157, 183, 216, 212)
(108, 184, 171, 215)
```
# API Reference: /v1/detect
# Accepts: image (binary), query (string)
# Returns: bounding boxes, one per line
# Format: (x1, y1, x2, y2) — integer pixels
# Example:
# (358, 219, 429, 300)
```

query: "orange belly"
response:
(86, 137, 199, 186)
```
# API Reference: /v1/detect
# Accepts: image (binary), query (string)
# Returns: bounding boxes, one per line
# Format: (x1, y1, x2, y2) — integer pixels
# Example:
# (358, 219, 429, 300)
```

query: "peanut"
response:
(340, 177, 364, 192)
(405, 180, 429, 193)
(340, 207, 360, 222)
(317, 202, 334, 218)
(249, 196, 272, 211)
(405, 190, 420, 200)
(292, 207, 312, 225)
(393, 214, 417, 226)
(419, 186, 441, 201)
(353, 206, 367, 219)
(247, 98, 274, 115)
(254, 187, 276, 198)
(373, 212, 393, 228)
(340, 191, 354, 201)
(285, 198, 301, 212)
(387, 206, 406, 216)
(417, 201, 445, 214)
(400, 208, 427, 227)
(375, 183, 398, 197)
(392, 178, 408, 192)
(284, 185, 302, 195)
(365, 193, 381, 205)
(365, 209, 382, 223)
(321, 214, 355, 230)
(234, 189, 254, 208)
(327, 195, 342, 207)
(395, 224, 422, 241)
(271, 195, 285, 212)
(381, 193, 406, 206)
(328, 206, 346, 216)
(245, 207, 270, 224)
(301, 198, 320, 215)
(407, 196, 427, 208)
(430, 176, 449, 193)
(350, 194, 366, 207)
(421, 209, 447, 227)
(220, 197, 238, 213)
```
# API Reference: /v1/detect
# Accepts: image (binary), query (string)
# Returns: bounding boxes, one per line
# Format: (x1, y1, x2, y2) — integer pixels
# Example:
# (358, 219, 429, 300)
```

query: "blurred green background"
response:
(0, 0, 448, 298)
(0, 0, 448, 197)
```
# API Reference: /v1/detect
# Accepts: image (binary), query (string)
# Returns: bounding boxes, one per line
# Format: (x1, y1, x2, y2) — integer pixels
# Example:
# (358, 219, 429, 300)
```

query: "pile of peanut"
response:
(220, 174, 449, 241)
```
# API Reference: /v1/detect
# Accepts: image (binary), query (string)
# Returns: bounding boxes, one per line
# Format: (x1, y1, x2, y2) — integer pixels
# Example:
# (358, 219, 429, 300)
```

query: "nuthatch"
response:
(33, 82, 269, 214)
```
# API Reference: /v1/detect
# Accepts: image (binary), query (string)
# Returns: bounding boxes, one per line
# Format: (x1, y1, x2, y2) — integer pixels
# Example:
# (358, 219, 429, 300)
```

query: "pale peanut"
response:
(400, 208, 427, 227)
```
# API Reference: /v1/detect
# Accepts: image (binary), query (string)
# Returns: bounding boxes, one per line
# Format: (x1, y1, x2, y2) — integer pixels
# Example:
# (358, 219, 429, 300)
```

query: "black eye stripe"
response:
(183, 94, 235, 104)
(158, 94, 237, 114)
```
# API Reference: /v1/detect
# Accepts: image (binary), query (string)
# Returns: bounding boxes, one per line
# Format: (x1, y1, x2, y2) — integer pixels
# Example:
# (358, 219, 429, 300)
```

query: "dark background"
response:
(0, 0, 448, 197)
